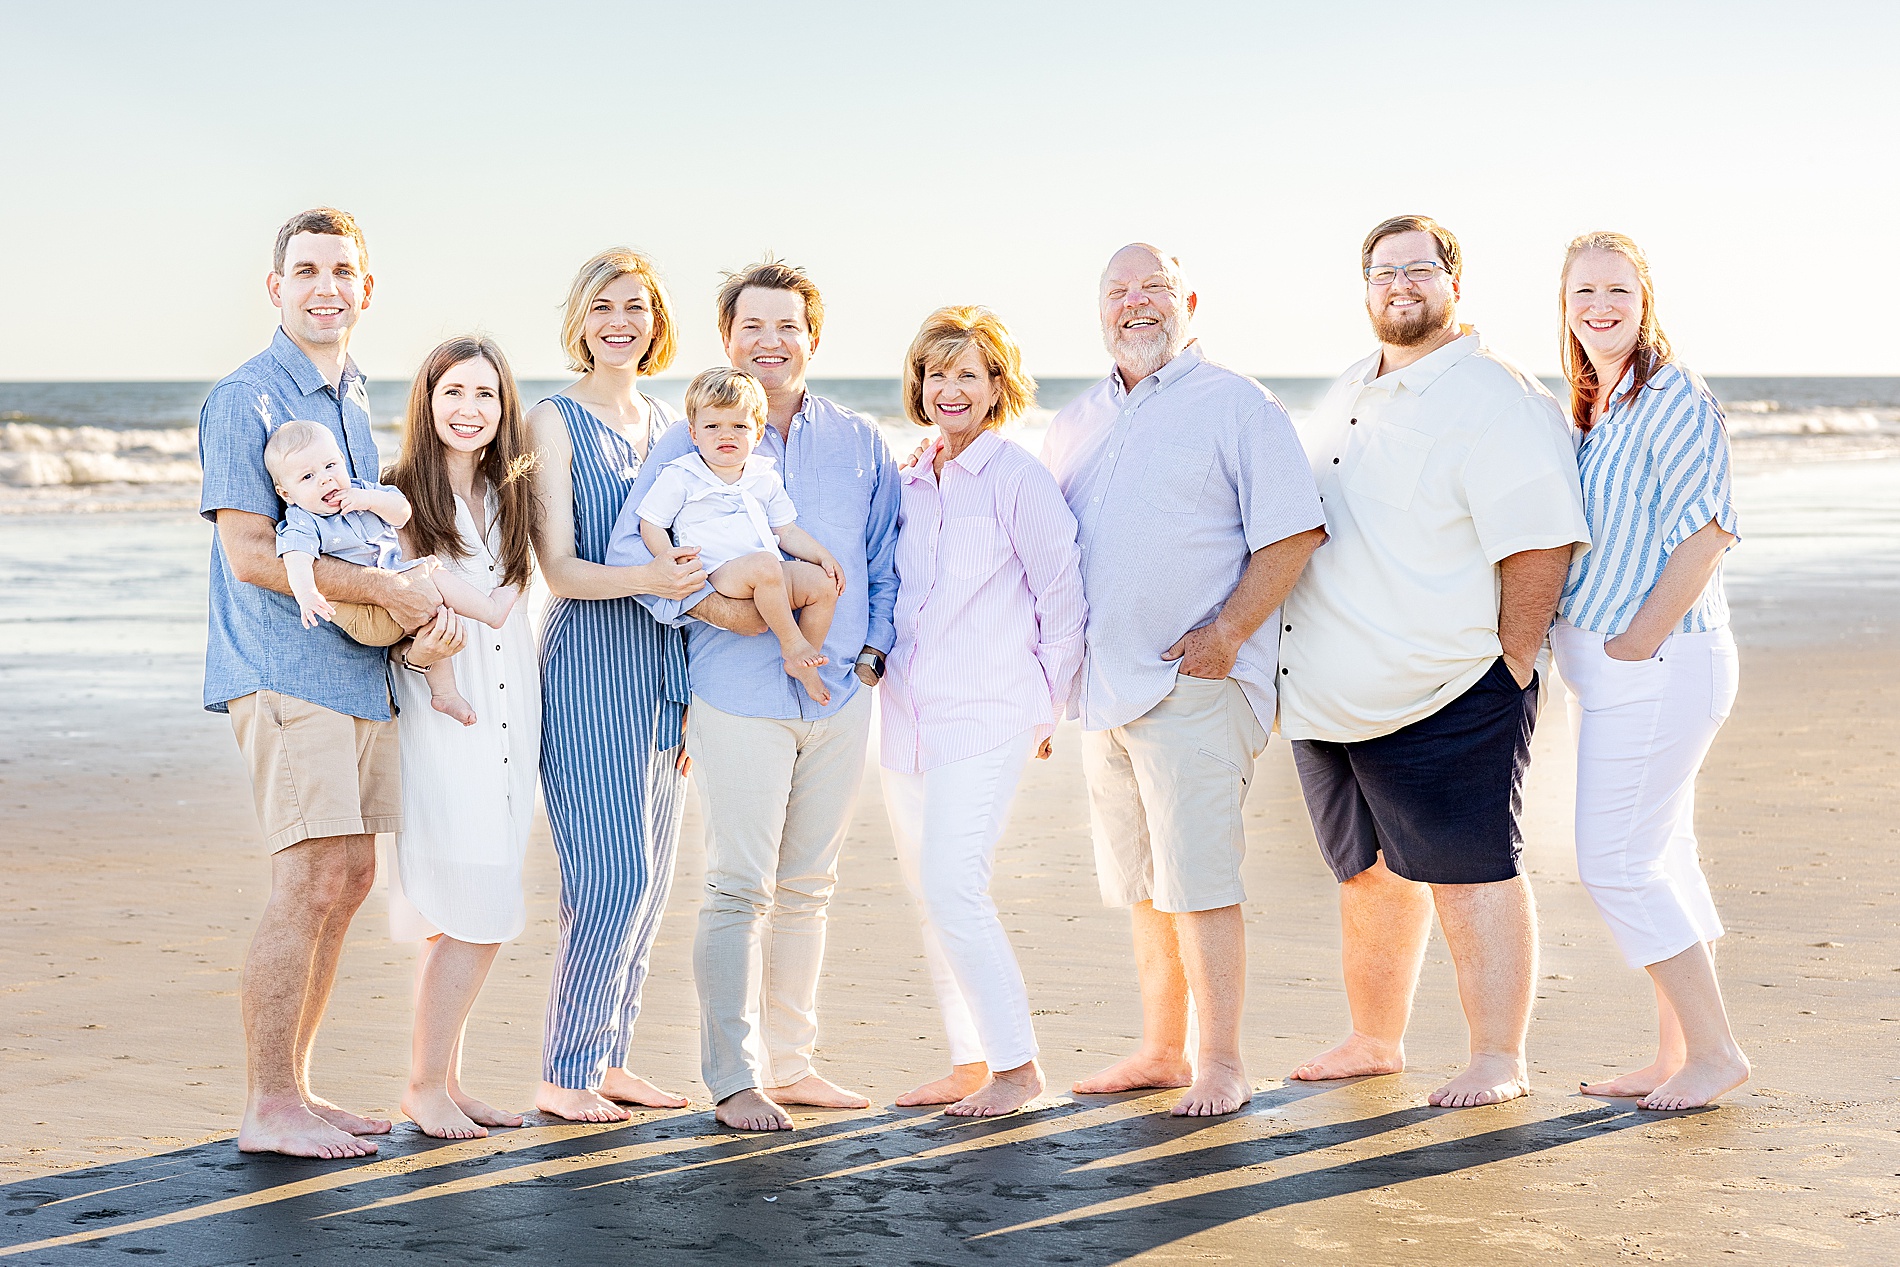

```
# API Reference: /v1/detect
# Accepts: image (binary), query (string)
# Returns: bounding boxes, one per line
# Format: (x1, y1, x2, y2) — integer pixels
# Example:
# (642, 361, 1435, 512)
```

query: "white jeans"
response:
(1553, 621, 1740, 969)
(881, 729, 1039, 1071)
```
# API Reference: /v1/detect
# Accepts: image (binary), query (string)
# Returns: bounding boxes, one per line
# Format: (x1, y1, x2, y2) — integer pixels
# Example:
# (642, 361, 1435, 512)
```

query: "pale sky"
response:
(2, 1, 1893, 382)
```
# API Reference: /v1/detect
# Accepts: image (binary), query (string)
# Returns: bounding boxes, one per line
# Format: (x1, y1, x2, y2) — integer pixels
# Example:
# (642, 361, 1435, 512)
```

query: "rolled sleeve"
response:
(1237, 399, 1326, 552)
(275, 507, 323, 558)
(1662, 399, 1740, 551)
(861, 434, 900, 654)
(198, 381, 282, 524)
(1465, 399, 1591, 563)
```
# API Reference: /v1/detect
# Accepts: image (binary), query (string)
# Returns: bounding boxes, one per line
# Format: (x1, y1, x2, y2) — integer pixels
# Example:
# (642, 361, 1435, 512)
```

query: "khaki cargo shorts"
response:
(1082, 673, 1268, 913)
(228, 690, 401, 851)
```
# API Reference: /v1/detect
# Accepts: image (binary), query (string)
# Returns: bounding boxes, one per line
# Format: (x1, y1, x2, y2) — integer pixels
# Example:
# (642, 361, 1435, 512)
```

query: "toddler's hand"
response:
(1035, 738, 1054, 761)
(333, 487, 369, 514)
(820, 556, 845, 595)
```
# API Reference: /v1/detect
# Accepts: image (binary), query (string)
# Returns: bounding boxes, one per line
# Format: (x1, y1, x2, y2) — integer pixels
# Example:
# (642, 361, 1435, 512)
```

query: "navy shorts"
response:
(1292, 658, 1539, 886)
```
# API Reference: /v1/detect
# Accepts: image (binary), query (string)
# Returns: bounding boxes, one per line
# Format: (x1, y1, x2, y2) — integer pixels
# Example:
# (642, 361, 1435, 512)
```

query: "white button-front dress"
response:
(388, 489, 542, 944)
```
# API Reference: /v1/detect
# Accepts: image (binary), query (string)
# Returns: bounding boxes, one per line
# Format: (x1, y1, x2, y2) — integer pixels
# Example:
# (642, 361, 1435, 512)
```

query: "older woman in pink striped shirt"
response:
(881, 306, 1086, 1117)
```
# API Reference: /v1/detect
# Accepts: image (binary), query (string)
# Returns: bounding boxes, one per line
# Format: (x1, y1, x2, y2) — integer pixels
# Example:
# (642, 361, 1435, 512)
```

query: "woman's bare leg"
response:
(1580, 976, 1687, 1097)
(402, 936, 502, 1138)
(1638, 942, 1749, 1110)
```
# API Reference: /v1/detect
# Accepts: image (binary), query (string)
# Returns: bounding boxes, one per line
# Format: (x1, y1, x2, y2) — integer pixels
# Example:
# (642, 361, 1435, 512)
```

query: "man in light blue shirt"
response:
(607, 259, 898, 1131)
(200, 209, 457, 1161)
(1041, 244, 1326, 1119)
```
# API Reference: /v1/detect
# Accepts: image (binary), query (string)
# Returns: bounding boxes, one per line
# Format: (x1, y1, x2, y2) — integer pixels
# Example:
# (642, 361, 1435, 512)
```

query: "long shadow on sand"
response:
(0, 1084, 1653, 1265)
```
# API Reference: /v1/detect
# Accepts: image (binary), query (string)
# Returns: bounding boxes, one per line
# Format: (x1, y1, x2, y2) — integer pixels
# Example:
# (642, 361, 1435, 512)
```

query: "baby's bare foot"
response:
(431, 692, 477, 727)
(484, 584, 521, 630)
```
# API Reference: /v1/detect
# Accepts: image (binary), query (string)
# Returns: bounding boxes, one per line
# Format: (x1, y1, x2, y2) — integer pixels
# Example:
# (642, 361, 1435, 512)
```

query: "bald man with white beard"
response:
(1039, 244, 1327, 1116)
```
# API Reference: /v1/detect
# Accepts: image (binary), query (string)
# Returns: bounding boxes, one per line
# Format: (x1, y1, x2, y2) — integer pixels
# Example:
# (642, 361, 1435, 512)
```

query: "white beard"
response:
(1104, 307, 1189, 382)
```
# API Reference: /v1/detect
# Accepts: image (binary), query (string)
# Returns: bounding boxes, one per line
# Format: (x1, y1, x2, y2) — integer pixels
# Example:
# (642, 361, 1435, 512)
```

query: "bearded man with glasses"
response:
(1277, 215, 1591, 1108)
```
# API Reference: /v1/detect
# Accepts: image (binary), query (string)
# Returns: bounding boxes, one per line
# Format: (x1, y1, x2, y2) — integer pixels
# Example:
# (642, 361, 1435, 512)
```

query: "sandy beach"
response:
(2, 459, 1898, 1264)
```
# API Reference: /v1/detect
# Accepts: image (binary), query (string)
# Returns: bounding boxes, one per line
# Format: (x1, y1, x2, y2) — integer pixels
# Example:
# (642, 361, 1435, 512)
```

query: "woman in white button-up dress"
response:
(384, 336, 543, 1138)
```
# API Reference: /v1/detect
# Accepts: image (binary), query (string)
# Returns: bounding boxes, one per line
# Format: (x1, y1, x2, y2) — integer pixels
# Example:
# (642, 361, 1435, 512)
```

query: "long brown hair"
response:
(384, 336, 537, 589)
(1560, 231, 1673, 432)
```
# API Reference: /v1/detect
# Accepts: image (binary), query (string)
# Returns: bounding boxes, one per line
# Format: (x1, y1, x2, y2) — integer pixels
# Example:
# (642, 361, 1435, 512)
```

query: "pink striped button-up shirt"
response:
(880, 429, 1086, 774)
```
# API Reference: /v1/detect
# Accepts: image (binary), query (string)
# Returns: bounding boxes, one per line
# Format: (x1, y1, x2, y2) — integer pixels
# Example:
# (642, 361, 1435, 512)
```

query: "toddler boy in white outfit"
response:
(635, 368, 844, 703)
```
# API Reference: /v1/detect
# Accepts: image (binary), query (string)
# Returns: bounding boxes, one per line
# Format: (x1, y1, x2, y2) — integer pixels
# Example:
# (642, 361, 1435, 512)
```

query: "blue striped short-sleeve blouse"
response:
(1560, 361, 1739, 635)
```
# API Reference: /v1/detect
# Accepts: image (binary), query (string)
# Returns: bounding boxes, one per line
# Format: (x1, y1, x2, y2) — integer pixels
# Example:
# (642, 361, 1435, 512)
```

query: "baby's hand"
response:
(819, 555, 845, 595)
(333, 486, 373, 515)
(298, 592, 336, 629)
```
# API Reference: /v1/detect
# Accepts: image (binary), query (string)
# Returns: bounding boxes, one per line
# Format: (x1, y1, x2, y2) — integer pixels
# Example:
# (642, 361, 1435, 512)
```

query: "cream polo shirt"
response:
(1278, 330, 1590, 743)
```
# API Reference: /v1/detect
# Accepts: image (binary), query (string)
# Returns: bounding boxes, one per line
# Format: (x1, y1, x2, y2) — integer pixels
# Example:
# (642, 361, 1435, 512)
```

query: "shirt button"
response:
(498, 683, 505, 690)
(1332, 457, 1340, 464)
(501, 722, 507, 729)
(1284, 624, 1292, 632)
(496, 644, 502, 651)
(1350, 418, 1357, 425)
(1281, 667, 1289, 675)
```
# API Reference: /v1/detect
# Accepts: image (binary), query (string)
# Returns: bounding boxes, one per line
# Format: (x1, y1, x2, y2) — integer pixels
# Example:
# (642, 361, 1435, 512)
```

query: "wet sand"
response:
(2, 488, 1898, 1263)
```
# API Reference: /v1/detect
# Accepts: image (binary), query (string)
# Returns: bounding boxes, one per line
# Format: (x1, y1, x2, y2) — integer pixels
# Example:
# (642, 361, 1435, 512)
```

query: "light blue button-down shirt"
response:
(1041, 343, 1325, 732)
(607, 392, 899, 721)
(1561, 361, 1738, 635)
(199, 328, 390, 718)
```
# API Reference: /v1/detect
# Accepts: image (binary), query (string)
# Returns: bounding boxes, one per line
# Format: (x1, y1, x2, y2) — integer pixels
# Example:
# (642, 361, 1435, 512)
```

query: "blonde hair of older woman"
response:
(902, 305, 1037, 431)
(559, 248, 680, 376)
(1559, 230, 1674, 432)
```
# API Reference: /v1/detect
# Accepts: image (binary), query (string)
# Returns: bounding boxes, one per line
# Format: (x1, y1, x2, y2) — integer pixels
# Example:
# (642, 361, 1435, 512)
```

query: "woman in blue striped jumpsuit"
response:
(527, 249, 707, 1122)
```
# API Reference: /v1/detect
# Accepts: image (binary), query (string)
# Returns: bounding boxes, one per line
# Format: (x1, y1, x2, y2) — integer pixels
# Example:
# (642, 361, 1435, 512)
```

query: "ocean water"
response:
(4, 375, 1899, 512)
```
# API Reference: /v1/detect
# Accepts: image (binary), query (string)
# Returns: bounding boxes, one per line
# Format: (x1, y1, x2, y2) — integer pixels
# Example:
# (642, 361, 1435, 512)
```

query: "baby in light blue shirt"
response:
(264, 419, 518, 726)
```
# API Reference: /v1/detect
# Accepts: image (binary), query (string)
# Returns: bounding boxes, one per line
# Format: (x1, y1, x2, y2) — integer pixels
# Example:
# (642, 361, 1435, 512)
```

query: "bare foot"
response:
(402, 1086, 486, 1140)
(947, 1062, 1045, 1118)
(717, 1088, 793, 1131)
(1429, 1053, 1531, 1108)
(1071, 1051, 1194, 1095)
(1288, 1034, 1405, 1082)
(779, 635, 828, 669)
(1639, 1052, 1750, 1111)
(430, 691, 477, 727)
(600, 1068, 690, 1109)
(783, 658, 831, 705)
(1580, 1057, 1683, 1099)
(535, 1081, 631, 1123)
(305, 1095, 393, 1136)
(449, 1090, 524, 1129)
(1172, 1058, 1251, 1117)
(240, 1099, 378, 1159)
(897, 1063, 989, 1107)
(483, 584, 521, 629)
(770, 1073, 871, 1109)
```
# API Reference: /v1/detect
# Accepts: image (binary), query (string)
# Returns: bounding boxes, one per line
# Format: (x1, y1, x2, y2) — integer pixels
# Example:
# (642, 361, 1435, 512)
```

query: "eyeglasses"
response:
(1364, 260, 1452, 286)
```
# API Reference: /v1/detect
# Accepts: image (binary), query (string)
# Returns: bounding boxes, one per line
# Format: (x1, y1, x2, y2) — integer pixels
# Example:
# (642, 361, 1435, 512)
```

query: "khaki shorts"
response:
(1082, 673, 1268, 913)
(331, 602, 405, 647)
(228, 690, 401, 851)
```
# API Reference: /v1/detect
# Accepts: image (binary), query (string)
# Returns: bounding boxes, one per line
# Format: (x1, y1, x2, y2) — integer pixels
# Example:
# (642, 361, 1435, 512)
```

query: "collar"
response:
(269, 326, 359, 399)
(902, 428, 1003, 485)
(667, 449, 776, 486)
(1360, 327, 1480, 398)
(1107, 340, 1205, 403)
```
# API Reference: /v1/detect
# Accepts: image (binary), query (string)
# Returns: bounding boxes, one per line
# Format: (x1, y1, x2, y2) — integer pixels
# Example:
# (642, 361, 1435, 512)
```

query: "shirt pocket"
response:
(1140, 443, 1214, 515)
(814, 450, 871, 530)
(940, 517, 1011, 582)
(1346, 424, 1434, 511)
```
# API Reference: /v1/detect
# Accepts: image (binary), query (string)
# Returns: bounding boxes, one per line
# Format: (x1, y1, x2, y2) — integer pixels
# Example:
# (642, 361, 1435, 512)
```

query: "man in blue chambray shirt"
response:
(199, 208, 459, 1161)
(606, 259, 898, 1132)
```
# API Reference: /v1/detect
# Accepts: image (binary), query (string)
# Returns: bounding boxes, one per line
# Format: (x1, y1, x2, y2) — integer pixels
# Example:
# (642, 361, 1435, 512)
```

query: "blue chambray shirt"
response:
(605, 391, 899, 722)
(198, 328, 391, 719)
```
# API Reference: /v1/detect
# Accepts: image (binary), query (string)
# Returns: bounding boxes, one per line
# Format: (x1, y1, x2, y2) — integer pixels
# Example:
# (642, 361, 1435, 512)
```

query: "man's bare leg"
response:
(1638, 942, 1750, 1110)
(717, 1087, 793, 1131)
(1428, 875, 1536, 1107)
(238, 836, 379, 1158)
(1074, 901, 1195, 1093)
(1173, 904, 1250, 1115)
(1581, 977, 1687, 1097)
(290, 837, 389, 1136)
(1291, 857, 1431, 1081)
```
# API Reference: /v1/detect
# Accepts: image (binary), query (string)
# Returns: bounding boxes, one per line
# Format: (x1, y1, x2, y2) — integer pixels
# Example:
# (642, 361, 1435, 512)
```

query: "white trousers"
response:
(1553, 621, 1739, 969)
(880, 729, 1040, 1071)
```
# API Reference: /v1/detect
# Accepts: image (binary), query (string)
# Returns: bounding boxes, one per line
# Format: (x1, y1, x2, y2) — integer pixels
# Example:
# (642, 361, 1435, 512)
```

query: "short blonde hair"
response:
(715, 257, 825, 342)
(560, 248, 679, 375)
(902, 306, 1036, 430)
(263, 419, 338, 484)
(684, 367, 768, 427)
